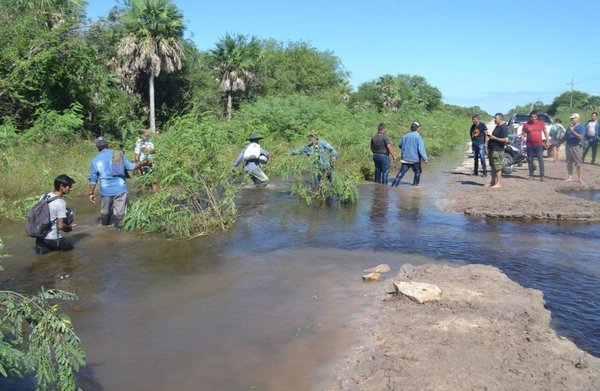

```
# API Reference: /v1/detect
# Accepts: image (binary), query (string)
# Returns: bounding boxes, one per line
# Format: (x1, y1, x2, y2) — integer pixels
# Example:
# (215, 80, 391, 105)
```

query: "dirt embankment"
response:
(320, 264, 600, 391)
(319, 150, 600, 390)
(440, 144, 600, 220)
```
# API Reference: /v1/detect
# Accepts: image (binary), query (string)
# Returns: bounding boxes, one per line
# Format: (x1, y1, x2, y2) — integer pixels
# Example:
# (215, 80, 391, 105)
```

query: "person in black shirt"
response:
(470, 114, 488, 177)
(370, 123, 397, 184)
(487, 113, 509, 188)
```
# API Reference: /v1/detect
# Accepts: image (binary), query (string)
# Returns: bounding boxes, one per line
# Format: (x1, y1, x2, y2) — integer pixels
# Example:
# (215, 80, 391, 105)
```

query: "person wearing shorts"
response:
(564, 113, 586, 183)
(487, 113, 509, 189)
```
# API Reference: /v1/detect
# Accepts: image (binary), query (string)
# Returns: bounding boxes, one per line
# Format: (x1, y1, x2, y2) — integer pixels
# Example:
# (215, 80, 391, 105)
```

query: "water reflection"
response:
(1, 170, 600, 389)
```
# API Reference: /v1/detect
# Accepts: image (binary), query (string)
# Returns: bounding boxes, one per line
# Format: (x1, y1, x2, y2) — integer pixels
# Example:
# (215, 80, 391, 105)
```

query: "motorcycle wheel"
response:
(502, 152, 513, 175)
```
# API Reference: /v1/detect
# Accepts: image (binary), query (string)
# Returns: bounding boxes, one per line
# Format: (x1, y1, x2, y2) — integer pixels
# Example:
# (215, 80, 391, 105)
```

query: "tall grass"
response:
(0, 141, 97, 220)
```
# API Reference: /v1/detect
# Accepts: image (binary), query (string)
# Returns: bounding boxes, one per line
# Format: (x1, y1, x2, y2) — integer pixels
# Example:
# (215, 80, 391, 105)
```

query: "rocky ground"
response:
(318, 149, 600, 391)
(440, 145, 600, 220)
(319, 264, 600, 391)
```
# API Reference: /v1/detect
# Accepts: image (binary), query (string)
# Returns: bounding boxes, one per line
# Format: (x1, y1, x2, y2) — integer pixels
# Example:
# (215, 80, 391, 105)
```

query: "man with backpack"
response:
(233, 133, 270, 187)
(29, 174, 76, 254)
(88, 136, 143, 228)
(549, 118, 566, 163)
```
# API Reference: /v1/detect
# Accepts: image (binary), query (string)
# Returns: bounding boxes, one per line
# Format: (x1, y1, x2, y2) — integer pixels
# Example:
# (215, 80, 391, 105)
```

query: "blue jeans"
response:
(583, 137, 598, 164)
(391, 162, 422, 186)
(372, 154, 391, 184)
(526, 145, 545, 178)
(472, 143, 487, 175)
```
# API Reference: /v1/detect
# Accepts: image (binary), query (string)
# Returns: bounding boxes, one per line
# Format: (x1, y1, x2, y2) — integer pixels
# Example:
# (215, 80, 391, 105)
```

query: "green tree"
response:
(258, 40, 347, 97)
(209, 33, 261, 121)
(118, 0, 185, 133)
(547, 91, 591, 116)
(0, 239, 85, 390)
(0, 0, 95, 129)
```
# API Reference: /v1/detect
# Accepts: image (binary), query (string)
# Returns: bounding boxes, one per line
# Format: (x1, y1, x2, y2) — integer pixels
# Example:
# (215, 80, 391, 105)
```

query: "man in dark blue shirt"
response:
(470, 114, 488, 177)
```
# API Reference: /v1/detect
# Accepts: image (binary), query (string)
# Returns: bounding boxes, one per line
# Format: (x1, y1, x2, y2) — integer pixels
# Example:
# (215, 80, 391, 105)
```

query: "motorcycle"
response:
(501, 134, 530, 175)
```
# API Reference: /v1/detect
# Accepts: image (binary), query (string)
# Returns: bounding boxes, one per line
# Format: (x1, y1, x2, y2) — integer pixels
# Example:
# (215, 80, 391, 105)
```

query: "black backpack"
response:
(25, 194, 60, 238)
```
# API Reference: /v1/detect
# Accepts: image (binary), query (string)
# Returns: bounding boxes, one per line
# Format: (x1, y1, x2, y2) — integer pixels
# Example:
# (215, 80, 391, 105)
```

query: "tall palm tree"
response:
(118, 0, 185, 133)
(209, 34, 261, 121)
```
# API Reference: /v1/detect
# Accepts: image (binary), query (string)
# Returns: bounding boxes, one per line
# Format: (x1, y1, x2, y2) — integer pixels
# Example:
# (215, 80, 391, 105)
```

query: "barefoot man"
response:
(487, 113, 509, 188)
(564, 113, 586, 183)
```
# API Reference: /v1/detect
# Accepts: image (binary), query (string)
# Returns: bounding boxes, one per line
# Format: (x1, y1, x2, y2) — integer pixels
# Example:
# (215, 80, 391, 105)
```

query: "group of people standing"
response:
(467, 111, 598, 189)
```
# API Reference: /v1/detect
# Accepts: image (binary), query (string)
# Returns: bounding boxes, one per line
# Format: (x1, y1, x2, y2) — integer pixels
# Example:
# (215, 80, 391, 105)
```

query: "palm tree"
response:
(209, 34, 261, 121)
(118, 0, 185, 133)
(377, 75, 399, 112)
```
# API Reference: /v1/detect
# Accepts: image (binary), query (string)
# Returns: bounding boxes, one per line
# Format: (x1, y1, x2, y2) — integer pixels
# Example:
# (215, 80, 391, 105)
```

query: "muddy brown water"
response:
(1, 150, 600, 390)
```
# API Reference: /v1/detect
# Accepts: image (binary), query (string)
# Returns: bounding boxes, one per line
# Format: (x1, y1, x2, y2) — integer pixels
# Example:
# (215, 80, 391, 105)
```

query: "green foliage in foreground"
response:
(0, 239, 85, 390)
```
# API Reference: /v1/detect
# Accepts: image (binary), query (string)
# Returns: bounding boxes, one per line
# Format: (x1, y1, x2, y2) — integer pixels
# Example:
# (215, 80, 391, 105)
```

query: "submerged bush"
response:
(124, 113, 238, 238)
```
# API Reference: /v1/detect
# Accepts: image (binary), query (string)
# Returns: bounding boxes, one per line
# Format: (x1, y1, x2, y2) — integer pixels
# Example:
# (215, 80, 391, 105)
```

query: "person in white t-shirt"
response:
(35, 175, 76, 254)
(583, 111, 599, 165)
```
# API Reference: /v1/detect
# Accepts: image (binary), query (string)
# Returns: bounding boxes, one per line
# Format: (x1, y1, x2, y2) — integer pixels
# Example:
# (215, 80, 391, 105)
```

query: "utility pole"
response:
(566, 78, 578, 108)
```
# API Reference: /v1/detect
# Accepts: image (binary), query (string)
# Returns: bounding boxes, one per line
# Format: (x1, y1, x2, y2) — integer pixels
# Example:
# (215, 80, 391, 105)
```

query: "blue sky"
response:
(86, 0, 600, 114)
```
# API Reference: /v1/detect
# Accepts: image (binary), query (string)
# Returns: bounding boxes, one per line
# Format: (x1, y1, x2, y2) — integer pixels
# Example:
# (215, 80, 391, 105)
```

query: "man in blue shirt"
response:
(391, 122, 429, 187)
(87, 137, 142, 228)
(564, 113, 586, 183)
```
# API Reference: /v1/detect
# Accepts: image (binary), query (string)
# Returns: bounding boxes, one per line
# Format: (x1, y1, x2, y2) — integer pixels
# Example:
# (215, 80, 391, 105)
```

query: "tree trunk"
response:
(149, 73, 156, 133)
(226, 90, 233, 122)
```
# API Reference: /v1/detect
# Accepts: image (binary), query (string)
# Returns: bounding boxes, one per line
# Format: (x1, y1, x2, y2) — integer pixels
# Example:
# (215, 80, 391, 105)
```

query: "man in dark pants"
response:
(391, 122, 429, 187)
(520, 111, 549, 181)
(470, 114, 488, 177)
(371, 122, 397, 184)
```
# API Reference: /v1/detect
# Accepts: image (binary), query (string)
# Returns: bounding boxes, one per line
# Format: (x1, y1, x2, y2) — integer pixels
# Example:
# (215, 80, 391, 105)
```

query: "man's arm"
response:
(233, 148, 245, 167)
(386, 143, 397, 160)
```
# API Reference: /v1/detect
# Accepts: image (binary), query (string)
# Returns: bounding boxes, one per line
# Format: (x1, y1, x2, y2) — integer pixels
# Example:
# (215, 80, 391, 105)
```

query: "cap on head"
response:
(95, 136, 108, 149)
(410, 122, 421, 131)
(570, 113, 580, 119)
(247, 133, 263, 141)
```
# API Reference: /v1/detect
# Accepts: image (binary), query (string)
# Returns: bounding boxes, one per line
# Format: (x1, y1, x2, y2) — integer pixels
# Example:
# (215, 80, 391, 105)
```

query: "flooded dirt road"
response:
(1, 150, 599, 390)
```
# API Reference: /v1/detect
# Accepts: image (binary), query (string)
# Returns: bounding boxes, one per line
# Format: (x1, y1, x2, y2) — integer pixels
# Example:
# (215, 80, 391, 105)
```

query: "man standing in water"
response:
(291, 132, 338, 183)
(34, 175, 76, 254)
(564, 113, 586, 183)
(390, 122, 429, 187)
(88, 137, 142, 228)
(487, 113, 509, 189)
(234, 133, 271, 187)
(470, 114, 488, 177)
(371, 122, 397, 184)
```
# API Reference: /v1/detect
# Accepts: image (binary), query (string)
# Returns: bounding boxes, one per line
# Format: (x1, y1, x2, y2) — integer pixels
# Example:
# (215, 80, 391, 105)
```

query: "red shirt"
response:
(522, 120, 546, 146)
